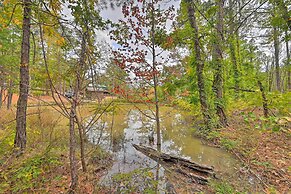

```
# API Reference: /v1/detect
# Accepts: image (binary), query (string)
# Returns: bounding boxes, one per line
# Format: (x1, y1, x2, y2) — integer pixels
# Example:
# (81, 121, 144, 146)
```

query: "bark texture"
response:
(186, 0, 211, 128)
(212, 0, 228, 127)
(273, 27, 281, 92)
(15, 0, 31, 150)
(133, 144, 215, 184)
(258, 80, 269, 117)
(285, 31, 290, 91)
(68, 103, 78, 194)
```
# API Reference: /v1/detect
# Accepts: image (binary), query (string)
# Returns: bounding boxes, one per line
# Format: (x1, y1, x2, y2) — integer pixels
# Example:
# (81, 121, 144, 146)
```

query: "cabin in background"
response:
(85, 84, 110, 100)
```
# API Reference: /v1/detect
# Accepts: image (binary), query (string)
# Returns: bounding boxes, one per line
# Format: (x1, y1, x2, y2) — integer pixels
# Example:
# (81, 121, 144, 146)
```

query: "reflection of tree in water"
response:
(92, 106, 240, 192)
(140, 110, 156, 145)
(111, 134, 124, 153)
(109, 110, 126, 152)
(86, 119, 108, 145)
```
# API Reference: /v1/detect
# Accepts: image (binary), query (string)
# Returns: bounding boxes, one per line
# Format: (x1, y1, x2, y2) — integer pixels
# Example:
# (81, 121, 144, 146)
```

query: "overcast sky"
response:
(96, 0, 181, 43)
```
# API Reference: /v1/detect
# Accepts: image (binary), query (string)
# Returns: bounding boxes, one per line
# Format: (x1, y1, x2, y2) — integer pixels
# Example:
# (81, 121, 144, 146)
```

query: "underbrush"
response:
(0, 153, 61, 193)
(228, 92, 291, 116)
(0, 106, 112, 193)
(172, 98, 200, 116)
(205, 108, 290, 193)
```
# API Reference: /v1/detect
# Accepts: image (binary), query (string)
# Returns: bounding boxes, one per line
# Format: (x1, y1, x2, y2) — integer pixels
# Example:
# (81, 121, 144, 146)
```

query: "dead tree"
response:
(133, 144, 215, 185)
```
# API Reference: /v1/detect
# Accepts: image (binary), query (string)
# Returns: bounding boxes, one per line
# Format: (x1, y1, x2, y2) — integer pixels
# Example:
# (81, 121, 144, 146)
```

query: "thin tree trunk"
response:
(154, 79, 161, 151)
(14, 0, 31, 150)
(7, 79, 13, 110)
(269, 60, 274, 92)
(0, 83, 3, 108)
(258, 80, 268, 117)
(273, 27, 281, 92)
(68, 31, 88, 192)
(75, 115, 86, 172)
(285, 31, 290, 91)
(0, 67, 3, 108)
(186, 0, 211, 129)
(38, 14, 80, 192)
(212, 0, 228, 127)
(68, 102, 78, 194)
(75, 33, 87, 172)
(266, 60, 270, 91)
(150, 0, 161, 150)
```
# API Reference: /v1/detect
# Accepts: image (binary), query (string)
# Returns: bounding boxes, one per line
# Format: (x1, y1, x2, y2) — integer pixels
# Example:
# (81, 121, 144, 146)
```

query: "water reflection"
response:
(87, 105, 240, 191)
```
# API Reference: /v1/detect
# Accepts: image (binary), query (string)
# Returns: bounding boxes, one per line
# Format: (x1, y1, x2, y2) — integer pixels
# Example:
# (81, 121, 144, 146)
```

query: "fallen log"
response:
(133, 144, 215, 184)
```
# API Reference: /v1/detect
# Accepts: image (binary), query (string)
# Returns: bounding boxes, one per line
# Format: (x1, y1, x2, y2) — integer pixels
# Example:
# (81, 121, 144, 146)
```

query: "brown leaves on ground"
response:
(217, 108, 291, 193)
(33, 156, 109, 194)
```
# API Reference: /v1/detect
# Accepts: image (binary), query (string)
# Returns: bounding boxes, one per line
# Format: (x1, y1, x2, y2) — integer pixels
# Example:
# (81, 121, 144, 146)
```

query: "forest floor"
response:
(205, 107, 291, 193)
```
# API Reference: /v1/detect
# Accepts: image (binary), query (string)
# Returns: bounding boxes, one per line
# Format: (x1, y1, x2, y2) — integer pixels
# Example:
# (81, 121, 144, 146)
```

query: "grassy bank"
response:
(0, 105, 112, 193)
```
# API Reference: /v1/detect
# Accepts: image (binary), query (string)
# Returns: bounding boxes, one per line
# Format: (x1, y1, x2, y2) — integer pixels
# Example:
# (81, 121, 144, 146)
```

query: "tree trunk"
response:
(285, 31, 290, 91)
(151, 1, 161, 150)
(14, 0, 31, 150)
(212, 0, 228, 127)
(75, 110, 86, 173)
(0, 67, 3, 108)
(68, 31, 88, 192)
(228, 0, 240, 98)
(258, 80, 268, 117)
(68, 102, 78, 194)
(7, 79, 13, 110)
(269, 60, 274, 92)
(186, 0, 211, 129)
(266, 60, 270, 91)
(0, 84, 3, 108)
(273, 27, 281, 92)
(76, 33, 87, 172)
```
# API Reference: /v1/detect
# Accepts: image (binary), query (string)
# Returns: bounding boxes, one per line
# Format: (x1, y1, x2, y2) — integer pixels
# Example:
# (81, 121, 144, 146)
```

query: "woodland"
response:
(0, 0, 290, 193)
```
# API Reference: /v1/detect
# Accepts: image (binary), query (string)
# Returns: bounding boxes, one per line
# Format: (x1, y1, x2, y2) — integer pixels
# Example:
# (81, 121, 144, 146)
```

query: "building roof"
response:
(86, 84, 108, 92)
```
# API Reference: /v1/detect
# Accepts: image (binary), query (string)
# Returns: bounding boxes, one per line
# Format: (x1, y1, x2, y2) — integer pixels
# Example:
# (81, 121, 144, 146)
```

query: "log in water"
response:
(133, 144, 215, 184)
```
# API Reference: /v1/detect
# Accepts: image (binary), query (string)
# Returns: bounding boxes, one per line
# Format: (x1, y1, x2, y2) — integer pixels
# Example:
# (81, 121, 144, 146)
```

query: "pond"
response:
(86, 104, 244, 192)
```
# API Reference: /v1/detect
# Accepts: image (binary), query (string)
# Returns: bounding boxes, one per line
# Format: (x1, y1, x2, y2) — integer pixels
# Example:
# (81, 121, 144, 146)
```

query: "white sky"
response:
(97, 0, 181, 44)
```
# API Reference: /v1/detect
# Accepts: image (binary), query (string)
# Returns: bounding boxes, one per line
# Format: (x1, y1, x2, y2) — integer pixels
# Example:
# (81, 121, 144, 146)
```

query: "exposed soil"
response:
(1, 91, 68, 106)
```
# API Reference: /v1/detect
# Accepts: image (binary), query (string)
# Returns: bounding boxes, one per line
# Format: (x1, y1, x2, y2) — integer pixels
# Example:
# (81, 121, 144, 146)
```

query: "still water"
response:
(87, 104, 240, 192)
